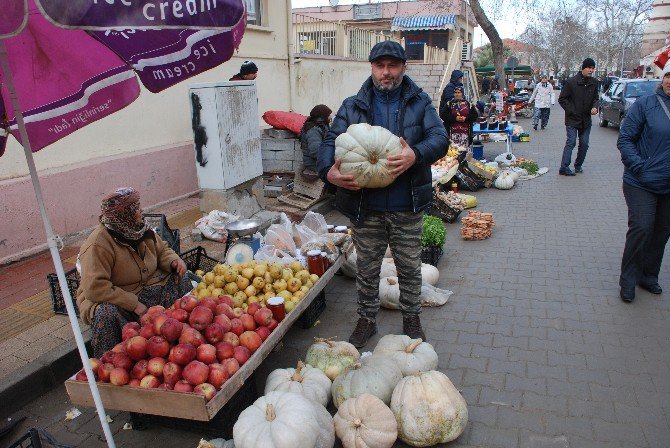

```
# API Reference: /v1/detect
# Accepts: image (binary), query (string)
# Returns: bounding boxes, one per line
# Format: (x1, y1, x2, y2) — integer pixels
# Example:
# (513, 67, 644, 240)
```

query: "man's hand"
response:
(171, 258, 187, 277)
(327, 159, 360, 190)
(591, 108, 598, 115)
(387, 138, 417, 177)
(134, 302, 148, 316)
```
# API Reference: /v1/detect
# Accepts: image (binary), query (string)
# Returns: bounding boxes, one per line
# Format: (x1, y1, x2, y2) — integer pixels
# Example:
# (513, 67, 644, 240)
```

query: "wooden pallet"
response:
(277, 168, 326, 209)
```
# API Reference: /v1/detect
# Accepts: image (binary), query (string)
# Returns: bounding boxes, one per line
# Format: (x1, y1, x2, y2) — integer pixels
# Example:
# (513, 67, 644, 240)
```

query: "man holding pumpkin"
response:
(318, 41, 448, 348)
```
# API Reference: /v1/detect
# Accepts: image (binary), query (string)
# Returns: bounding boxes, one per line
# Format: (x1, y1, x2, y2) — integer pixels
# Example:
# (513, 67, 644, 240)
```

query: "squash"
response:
(332, 354, 403, 408)
(264, 361, 332, 407)
(334, 393, 398, 448)
(494, 171, 515, 190)
(305, 338, 360, 381)
(312, 399, 336, 448)
(233, 391, 322, 448)
(373, 335, 438, 376)
(379, 277, 452, 309)
(334, 123, 402, 189)
(390, 371, 468, 446)
(380, 259, 439, 286)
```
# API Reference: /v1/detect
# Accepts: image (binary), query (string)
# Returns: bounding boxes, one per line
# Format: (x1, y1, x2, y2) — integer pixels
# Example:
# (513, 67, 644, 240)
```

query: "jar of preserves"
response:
(321, 251, 329, 271)
(307, 250, 326, 276)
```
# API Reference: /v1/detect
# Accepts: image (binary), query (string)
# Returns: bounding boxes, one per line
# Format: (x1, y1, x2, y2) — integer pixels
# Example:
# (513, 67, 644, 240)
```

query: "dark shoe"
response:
(620, 288, 635, 303)
(541, 126, 546, 130)
(639, 283, 662, 294)
(559, 168, 576, 176)
(348, 317, 377, 348)
(533, 125, 537, 130)
(402, 314, 427, 341)
(574, 166, 583, 173)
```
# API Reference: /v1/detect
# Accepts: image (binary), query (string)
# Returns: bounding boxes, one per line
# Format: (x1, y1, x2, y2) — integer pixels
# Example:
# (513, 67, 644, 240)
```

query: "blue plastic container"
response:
(472, 143, 484, 160)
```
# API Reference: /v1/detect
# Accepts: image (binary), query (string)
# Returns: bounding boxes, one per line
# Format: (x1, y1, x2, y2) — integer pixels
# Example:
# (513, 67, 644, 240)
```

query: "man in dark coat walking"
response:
(318, 41, 448, 348)
(439, 69, 464, 119)
(558, 58, 599, 176)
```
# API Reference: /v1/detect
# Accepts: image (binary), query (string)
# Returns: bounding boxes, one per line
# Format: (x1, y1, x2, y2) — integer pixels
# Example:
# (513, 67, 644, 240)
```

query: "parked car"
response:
(599, 79, 661, 128)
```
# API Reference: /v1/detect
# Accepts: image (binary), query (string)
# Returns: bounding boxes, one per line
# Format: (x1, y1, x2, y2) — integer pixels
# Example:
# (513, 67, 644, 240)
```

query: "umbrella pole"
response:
(0, 41, 117, 448)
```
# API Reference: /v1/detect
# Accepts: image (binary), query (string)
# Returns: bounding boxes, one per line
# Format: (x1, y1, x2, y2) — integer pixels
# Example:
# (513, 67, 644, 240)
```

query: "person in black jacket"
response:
(440, 87, 479, 147)
(557, 58, 599, 176)
(439, 69, 464, 119)
(318, 41, 448, 348)
(300, 104, 332, 175)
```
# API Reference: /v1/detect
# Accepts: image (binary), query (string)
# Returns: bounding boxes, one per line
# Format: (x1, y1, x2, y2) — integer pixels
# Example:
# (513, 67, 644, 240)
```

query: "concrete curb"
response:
(0, 330, 92, 419)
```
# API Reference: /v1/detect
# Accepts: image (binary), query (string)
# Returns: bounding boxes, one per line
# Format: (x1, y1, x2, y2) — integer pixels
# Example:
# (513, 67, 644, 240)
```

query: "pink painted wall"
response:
(0, 143, 198, 264)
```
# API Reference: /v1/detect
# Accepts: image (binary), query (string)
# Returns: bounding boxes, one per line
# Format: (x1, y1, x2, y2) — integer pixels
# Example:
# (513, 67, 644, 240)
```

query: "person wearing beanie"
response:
(557, 57, 599, 175)
(300, 104, 332, 174)
(318, 40, 448, 348)
(229, 60, 258, 81)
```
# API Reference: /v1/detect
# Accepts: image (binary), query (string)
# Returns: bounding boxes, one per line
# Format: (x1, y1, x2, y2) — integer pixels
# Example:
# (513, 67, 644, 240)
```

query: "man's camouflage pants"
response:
(352, 211, 423, 321)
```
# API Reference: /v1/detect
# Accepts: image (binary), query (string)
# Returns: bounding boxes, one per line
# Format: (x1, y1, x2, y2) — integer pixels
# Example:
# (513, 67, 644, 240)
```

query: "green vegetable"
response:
(421, 215, 446, 248)
(516, 161, 539, 175)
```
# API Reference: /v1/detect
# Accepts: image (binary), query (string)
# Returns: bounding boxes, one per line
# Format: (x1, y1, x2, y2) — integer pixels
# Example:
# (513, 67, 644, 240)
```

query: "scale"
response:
(225, 219, 262, 264)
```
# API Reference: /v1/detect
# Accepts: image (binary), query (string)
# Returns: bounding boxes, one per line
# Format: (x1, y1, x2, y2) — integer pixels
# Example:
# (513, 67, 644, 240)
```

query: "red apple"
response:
(239, 314, 257, 331)
(168, 308, 189, 323)
(267, 319, 278, 331)
(197, 344, 217, 365)
(230, 318, 244, 336)
(183, 360, 210, 386)
(170, 343, 196, 366)
(222, 332, 239, 347)
(147, 357, 166, 377)
(239, 331, 263, 353)
(215, 341, 235, 361)
(181, 295, 199, 312)
(147, 336, 170, 358)
(153, 314, 169, 335)
(213, 314, 232, 333)
(140, 313, 154, 327)
(122, 322, 141, 341)
(221, 358, 240, 377)
(231, 307, 244, 318)
(219, 295, 234, 307)
(98, 363, 114, 382)
(162, 362, 183, 385)
(205, 323, 225, 344)
(126, 336, 148, 361)
(112, 352, 133, 370)
(254, 307, 273, 326)
(208, 363, 230, 389)
(129, 379, 141, 387)
(89, 358, 102, 374)
(140, 374, 160, 388)
(255, 326, 271, 341)
(215, 303, 235, 319)
(189, 306, 214, 331)
(194, 383, 217, 401)
(233, 346, 251, 365)
(110, 367, 130, 386)
(179, 326, 205, 347)
(112, 343, 126, 353)
(75, 369, 88, 381)
(201, 297, 218, 313)
(147, 305, 166, 316)
(160, 317, 183, 342)
(139, 325, 155, 339)
(130, 359, 149, 380)
(173, 379, 193, 393)
(172, 298, 183, 310)
(100, 351, 115, 364)
(157, 383, 174, 390)
(246, 302, 261, 316)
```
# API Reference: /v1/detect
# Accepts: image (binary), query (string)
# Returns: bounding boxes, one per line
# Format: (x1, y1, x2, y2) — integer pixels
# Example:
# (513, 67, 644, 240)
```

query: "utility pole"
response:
(620, 47, 625, 78)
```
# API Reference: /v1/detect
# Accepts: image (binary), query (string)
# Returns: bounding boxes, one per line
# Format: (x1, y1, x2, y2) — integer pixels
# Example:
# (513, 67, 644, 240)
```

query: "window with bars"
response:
(244, 0, 262, 26)
(298, 31, 336, 56)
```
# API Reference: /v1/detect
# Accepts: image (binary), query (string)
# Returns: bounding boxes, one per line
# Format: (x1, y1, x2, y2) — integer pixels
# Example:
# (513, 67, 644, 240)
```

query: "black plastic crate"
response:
(129, 371, 258, 439)
(298, 290, 326, 329)
(179, 246, 221, 274)
(421, 246, 443, 267)
(144, 213, 180, 254)
(47, 268, 80, 316)
(7, 428, 70, 448)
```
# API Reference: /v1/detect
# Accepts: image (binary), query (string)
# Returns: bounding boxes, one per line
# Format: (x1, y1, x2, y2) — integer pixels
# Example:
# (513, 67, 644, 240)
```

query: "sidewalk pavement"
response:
(2, 106, 670, 447)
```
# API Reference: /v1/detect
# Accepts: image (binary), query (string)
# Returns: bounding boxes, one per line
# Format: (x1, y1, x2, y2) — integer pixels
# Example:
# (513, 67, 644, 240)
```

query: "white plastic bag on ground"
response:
(195, 210, 239, 242)
(379, 276, 452, 309)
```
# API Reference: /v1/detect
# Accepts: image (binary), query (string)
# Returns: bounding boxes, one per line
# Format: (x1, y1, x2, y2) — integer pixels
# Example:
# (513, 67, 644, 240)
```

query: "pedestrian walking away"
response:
(529, 75, 555, 130)
(558, 57, 599, 176)
(618, 72, 670, 303)
(318, 40, 448, 348)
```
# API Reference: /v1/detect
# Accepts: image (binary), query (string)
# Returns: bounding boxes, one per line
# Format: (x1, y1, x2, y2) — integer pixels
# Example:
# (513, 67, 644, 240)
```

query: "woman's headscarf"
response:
(301, 104, 332, 135)
(100, 187, 149, 241)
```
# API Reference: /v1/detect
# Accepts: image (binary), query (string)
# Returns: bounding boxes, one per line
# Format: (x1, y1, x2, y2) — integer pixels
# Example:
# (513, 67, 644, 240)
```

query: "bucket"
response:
(472, 143, 484, 160)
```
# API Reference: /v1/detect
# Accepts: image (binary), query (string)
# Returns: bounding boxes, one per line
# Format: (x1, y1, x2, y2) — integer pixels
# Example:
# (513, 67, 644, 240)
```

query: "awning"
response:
(391, 15, 456, 31)
(476, 64, 533, 76)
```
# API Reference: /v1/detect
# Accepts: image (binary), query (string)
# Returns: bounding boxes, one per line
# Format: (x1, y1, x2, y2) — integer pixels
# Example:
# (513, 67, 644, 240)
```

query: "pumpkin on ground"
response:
(334, 123, 402, 189)
(305, 338, 360, 381)
(334, 393, 398, 448)
(264, 361, 332, 407)
(494, 171, 515, 190)
(380, 259, 440, 285)
(311, 399, 336, 448)
(390, 370, 468, 447)
(332, 354, 403, 408)
(233, 391, 323, 448)
(373, 335, 438, 376)
(379, 277, 452, 309)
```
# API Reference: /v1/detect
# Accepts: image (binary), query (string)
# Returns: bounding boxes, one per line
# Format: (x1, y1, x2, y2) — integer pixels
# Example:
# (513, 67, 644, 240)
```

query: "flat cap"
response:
(369, 41, 407, 63)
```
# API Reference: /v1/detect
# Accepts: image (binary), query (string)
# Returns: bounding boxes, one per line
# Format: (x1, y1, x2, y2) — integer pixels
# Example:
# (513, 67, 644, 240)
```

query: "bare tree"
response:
(468, 0, 507, 89)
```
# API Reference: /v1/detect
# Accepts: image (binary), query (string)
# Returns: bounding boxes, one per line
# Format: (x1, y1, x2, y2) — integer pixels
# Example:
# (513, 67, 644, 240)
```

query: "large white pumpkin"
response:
(335, 123, 402, 188)
(390, 371, 468, 446)
(332, 354, 403, 408)
(312, 399, 336, 448)
(373, 334, 438, 376)
(334, 393, 398, 448)
(233, 391, 323, 448)
(264, 361, 332, 407)
(305, 338, 360, 381)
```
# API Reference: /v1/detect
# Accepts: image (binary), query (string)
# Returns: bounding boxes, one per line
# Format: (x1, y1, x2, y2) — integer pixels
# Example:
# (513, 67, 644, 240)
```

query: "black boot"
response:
(402, 314, 427, 341)
(348, 317, 377, 348)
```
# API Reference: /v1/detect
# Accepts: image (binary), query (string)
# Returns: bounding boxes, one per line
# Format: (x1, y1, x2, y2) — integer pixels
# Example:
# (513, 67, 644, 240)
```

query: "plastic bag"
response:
(265, 225, 297, 256)
(195, 210, 239, 242)
(262, 110, 308, 134)
(301, 211, 328, 235)
(254, 244, 296, 264)
(379, 276, 452, 309)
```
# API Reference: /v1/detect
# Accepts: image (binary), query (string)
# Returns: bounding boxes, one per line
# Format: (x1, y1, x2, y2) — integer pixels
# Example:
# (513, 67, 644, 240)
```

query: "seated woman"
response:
(76, 187, 190, 358)
(439, 87, 478, 148)
(300, 104, 332, 179)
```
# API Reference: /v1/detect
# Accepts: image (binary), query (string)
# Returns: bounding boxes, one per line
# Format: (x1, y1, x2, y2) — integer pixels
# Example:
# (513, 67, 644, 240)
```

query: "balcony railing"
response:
(293, 13, 403, 60)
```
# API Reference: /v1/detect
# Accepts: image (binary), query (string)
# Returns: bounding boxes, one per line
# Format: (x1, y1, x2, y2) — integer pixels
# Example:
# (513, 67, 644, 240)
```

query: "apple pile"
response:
(74, 296, 278, 402)
(193, 261, 320, 314)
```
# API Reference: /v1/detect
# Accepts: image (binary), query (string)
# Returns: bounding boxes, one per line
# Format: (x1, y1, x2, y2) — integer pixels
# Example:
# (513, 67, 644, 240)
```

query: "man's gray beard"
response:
(373, 73, 404, 92)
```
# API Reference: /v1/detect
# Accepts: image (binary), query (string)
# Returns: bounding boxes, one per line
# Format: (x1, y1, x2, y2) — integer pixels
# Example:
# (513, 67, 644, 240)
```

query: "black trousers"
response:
(620, 182, 670, 289)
